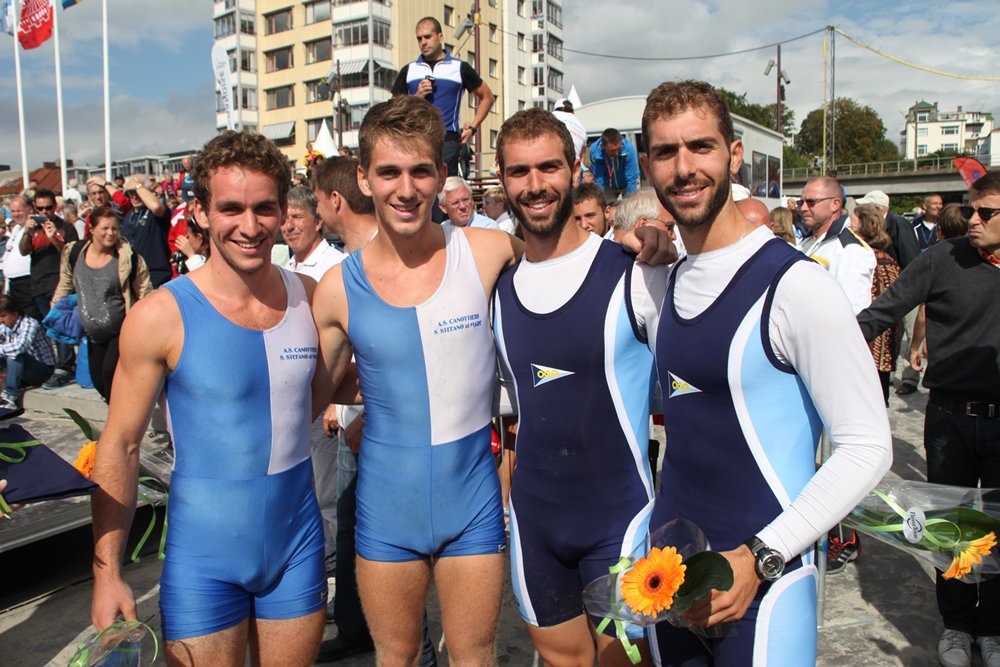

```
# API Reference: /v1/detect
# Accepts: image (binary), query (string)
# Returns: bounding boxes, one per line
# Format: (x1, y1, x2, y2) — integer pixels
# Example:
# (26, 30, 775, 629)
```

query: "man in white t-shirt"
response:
(283, 186, 345, 281)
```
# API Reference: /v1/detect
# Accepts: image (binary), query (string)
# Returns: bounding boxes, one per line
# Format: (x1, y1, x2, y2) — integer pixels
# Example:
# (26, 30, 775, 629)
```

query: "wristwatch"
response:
(744, 536, 785, 581)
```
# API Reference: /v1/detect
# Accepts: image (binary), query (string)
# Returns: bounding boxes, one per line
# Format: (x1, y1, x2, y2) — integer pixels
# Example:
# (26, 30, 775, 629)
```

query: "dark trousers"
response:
(925, 400, 1000, 636)
(87, 335, 120, 402)
(443, 133, 460, 178)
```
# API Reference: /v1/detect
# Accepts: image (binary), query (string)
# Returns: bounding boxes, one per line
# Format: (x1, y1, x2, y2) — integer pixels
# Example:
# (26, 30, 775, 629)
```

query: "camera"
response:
(171, 250, 189, 275)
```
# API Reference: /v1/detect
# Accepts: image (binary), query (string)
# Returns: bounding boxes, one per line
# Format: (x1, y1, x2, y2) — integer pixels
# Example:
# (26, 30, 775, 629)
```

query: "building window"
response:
(917, 144, 928, 156)
(335, 18, 391, 47)
(305, 0, 331, 24)
(306, 38, 332, 64)
(214, 12, 235, 38)
(489, 23, 498, 42)
(223, 0, 235, 8)
(546, 34, 562, 60)
(340, 63, 398, 92)
(306, 79, 328, 103)
(518, 100, 526, 110)
(240, 12, 255, 35)
(241, 50, 256, 73)
(489, 58, 497, 78)
(467, 50, 475, 67)
(942, 125, 960, 135)
(227, 49, 237, 73)
(517, 66, 525, 84)
(532, 34, 543, 53)
(917, 112, 929, 122)
(547, 67, 563, 93)
(241, 87, 257, 110)
(308, 117, 334, 142)
(917, 127, 928, 137)
(517, 32, 526, 51)
(444, 5, 454, 26)
(940, 143, 959, 152)
(546, 1, 562, 27)
(533, 66, 544, 86)
(266, 85, 295, 110)
(266, 47, 294, 72)
(490, 129, 498, 149)
(265, 8, 292, 35)
(518, 0, 526, 17)
(532, 0, 543, 16)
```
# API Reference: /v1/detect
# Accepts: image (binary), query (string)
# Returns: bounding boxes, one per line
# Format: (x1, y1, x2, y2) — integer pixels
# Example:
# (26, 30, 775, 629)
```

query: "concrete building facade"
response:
(900, 100, 994, 160)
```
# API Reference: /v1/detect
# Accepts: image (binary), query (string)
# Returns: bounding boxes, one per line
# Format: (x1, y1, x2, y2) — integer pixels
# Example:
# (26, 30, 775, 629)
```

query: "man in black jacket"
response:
(856, 173, 1000, 667)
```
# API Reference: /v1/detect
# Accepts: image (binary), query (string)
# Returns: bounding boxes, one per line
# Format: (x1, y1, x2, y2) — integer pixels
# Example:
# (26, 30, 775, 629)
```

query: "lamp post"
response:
(763, 47, 790, 136)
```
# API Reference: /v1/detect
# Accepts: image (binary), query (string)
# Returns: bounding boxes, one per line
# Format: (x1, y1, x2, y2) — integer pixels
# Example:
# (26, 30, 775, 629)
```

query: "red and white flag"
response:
(18, 0, 53, 50)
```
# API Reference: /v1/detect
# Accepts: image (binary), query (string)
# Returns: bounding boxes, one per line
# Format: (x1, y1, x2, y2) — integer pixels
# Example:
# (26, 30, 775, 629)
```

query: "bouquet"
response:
(583, 518, 733, 662)
(844, 479, 1000, 583)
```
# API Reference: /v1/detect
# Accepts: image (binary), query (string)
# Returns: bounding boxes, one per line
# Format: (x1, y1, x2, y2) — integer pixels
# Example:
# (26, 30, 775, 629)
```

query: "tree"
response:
(794, 98, 899, 165)
(719, 88, 795, 137)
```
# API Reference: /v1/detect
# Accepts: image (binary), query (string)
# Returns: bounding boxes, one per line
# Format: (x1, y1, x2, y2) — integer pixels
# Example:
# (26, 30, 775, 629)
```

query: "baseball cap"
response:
(856, 190, 890, 208)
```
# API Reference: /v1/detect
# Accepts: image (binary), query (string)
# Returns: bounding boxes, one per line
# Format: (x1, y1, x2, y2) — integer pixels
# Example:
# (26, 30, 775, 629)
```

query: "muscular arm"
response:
(311, 265, 356, 420)
(461, 82, 495, 146)
(91, 291, 178, 629)
(857, 249, 933, 341)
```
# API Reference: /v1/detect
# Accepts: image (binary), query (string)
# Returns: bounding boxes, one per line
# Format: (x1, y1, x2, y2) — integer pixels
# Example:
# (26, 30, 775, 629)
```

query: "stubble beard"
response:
(660, 178, 731, 230)
(512, 192, 574, 239)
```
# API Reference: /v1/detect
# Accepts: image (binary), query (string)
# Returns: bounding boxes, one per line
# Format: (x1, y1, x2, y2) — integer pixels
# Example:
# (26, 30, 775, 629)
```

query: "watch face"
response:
(760, 553, 784, 580)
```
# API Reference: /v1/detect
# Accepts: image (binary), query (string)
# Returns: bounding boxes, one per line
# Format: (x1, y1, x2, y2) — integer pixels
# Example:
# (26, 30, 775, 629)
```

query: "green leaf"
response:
(63, 408, 94, 441)
(672, 551, 734, 611)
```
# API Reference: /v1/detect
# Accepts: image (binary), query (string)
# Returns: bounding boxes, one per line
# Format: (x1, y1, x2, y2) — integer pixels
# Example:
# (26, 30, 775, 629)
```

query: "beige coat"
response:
(51, 239, 153, 313)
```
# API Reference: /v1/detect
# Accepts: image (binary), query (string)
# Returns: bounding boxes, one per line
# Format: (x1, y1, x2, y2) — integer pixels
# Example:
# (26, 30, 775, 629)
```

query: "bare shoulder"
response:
(313, 263, 349, 327)
(462, 227, 523, 272)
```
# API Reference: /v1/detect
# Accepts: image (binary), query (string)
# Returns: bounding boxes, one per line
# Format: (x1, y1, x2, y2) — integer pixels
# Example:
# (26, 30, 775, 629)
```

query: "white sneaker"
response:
(979, 636, 1000, 667)
(0, 395, 19, 411)
(938, 629, 972, 667)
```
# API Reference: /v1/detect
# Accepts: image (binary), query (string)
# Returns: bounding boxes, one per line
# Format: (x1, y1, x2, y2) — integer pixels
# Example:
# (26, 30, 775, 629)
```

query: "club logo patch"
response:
(531, 364, 575, 387)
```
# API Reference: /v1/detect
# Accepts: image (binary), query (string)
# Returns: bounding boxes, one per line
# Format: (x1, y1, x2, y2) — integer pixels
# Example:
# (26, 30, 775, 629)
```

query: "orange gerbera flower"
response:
(73, 440, 97, 479)
(620, 546, 686, 617)
(943, 532, 997, 580)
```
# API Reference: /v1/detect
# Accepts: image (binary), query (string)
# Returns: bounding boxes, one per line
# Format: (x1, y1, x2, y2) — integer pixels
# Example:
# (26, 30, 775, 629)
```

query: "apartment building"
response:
(899, 100, 994, 160)
(529, 0, 565, 111)
(212, 0, 538, 171)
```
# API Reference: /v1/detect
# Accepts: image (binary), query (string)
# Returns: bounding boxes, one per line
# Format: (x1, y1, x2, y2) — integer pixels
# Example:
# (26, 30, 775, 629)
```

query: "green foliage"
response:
(795, 98, 896, 165)
(719, 88, 795, 137)
(671, 550, 734, 611)
(783, 145, 812, 170)
(64, 408, 94, 441)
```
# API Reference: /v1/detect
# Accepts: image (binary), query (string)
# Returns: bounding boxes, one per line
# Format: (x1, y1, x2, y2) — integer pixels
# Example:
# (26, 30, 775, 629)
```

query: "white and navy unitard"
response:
(493, 236, 661, 634)
(650, 229, 892, 666)
(342, 225, 506, 561)
(158, 268, 326, 641)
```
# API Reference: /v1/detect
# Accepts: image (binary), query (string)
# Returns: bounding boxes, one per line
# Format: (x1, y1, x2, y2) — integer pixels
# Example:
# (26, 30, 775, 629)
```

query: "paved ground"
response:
(0, 375, 955, 666)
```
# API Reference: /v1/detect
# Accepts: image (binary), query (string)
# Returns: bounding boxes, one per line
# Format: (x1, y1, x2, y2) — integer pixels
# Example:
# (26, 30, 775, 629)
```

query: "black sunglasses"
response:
(959, 206, 1000, 222)
(34, 204, 55, 212)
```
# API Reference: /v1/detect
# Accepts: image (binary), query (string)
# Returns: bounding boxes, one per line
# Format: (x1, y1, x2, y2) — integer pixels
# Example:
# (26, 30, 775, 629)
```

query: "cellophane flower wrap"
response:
(583, 518, 734, 638)
(843, 479, 1000, 583)
(68, 620, 157, 667)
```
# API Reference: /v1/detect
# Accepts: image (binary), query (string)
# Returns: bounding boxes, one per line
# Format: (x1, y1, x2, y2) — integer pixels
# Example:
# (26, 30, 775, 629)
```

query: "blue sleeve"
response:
(590, 142, 607, 189)
(625, 143, 640, 194)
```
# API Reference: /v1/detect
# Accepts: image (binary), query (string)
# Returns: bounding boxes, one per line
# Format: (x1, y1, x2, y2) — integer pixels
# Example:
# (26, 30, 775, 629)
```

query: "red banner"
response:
(18, 0, 52, 50)
(953, 157, 988, 191)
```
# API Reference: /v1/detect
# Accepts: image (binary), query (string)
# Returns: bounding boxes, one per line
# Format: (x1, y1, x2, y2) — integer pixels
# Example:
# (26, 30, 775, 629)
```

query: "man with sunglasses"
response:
(795, 177, 876, 315)
(22, 189, 78, 387)
(857, 172, 1000, 667)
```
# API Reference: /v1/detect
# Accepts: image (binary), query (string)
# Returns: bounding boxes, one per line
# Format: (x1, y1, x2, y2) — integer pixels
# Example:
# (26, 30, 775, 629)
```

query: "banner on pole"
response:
(18, 0, 53, 49)
(211, 42, 235, 130)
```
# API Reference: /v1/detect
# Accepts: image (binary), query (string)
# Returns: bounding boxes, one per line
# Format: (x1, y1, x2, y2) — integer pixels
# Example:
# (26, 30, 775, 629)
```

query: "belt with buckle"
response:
(929, 393, 1000, 418)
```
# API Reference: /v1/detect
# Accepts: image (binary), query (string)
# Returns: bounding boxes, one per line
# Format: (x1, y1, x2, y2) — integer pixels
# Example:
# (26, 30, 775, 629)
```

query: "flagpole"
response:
(52, 0, 67, 193)
(13, 0, 28, 190)
(102, 0, 110, 180)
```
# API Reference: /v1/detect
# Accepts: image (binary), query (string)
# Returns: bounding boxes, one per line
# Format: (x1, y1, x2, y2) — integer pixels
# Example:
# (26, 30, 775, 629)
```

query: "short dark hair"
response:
(601, 128, 622, 144)
(313, 156, 374, 215)
(642, 80, 735, 148)
(192, 130, 290, 209)
(358, 96, 445, 173)
(937, 203, 969, 240)
(496, 108, 576, 175)
(971, 172, 1000, 198)
(417, 16, 442, 34)
(573, 182, 607, 209)
(0, 295, 22, 316)
(33, 188, 57, 204)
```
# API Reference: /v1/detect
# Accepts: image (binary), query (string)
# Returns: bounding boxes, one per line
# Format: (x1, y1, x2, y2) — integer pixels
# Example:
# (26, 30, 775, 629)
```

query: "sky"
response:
(0, 0, 997, 172)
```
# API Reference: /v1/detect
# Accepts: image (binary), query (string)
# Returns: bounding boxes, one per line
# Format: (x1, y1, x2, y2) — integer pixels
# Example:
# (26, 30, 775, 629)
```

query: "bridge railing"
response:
(784, 155, 992, 181)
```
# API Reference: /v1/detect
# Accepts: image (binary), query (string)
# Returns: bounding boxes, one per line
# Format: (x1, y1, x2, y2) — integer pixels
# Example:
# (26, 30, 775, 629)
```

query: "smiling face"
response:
(499, 132, 575, 239)
(90, 215, 120, 251)
(640, 107, 742, 230)
(192, 166, 283, 275)
(358, 137, 446, 237)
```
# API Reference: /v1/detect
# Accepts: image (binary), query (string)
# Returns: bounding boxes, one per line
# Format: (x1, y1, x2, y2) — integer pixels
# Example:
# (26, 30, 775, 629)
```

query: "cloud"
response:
(563, 0, 1000, 150)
